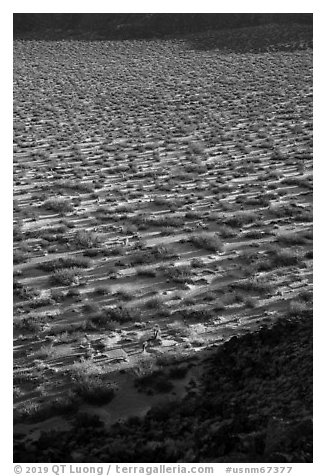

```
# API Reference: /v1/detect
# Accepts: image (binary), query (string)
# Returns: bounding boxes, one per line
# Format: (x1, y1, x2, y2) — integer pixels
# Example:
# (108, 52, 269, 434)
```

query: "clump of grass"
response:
(189, 233, 223, 252)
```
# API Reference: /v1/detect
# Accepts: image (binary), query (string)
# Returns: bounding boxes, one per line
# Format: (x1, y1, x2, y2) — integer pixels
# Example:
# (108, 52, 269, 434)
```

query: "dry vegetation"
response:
(13, 22, 312, 462)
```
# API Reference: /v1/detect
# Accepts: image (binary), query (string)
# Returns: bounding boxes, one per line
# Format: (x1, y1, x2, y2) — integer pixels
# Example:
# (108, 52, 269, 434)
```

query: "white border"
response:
(4, 2, 322, 473)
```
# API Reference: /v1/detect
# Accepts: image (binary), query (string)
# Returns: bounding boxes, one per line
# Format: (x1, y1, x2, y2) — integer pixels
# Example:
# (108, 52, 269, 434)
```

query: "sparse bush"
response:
(136, 267, 157, 278)
(39, 256, 91, 272)
(287, 300, 311, 317)
(94, 286, 110, 296)
(13, 316, 44, 334)
(145, 296, 163, 309)
(73, 377, 117, 405)
(277, 232, 307, 246)
(189, 233, 223, 252)
(219, 226, 237, 239)
(224, 212, 257, 228)
(114, 289, 134, 301)
(166, 265, 193, 284)
(51, 268, 80, 286)
(43, 198, 74, 214)
(13, 250, 29, 264)
(73, 231, 101, 249)
(269, 249, 300, 268)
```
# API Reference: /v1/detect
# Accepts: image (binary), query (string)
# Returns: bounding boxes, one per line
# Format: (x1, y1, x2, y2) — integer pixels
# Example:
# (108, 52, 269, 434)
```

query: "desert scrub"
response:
(94, 286, 111, 296)
(14, 282, 40, 301)
(43, 197, 74, 214)
(39, 255, 91, 272)
(232, 278, 272, 295)
(224, 212, 257, 228)
(189, 232, 223, 252)
(166, 265, 193, 284)
(14, 392, 79, 424)
(145, 296, 164, 310)
(276, 232, 308, 246)
(269, 249, 300, 268)
(218, 225, 237, 239)
(136, 267, 157, 278)
(13, 250, 29, 264)
(31, 343, 56, 360)
(72, 230, 102, 249)
(70, 357, 105, 380)
(287, 300, 311, 318)
(73, 376, 117, 405)
(114, 289, 134, 301)
(180, 307, 213, 321)
(13, 316, 44, 334)
(50, 268, 81, 286)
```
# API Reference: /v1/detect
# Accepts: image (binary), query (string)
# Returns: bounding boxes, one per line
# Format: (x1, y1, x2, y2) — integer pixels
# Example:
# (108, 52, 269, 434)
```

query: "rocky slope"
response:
(14, 313, 312, 463)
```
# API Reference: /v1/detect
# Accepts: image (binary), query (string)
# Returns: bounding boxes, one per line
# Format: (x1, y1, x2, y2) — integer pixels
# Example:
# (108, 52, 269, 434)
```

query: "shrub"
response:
(145, 296, 163, 309)
(32, 344, 56, 360)
(269, 249, 300, 268)
(13, 316, 44, 334)
(73, 231, 101, 249)
(94, 286, 110, 296)
(232, 278, 272, 295)
(13, 250, 29, 264)
(107, 305, 140, 323)
(189, 233, 223, 252)
(219, 226, 237, 238)
(287, 300, 311, 317)
(277, 232, 307, 246)
(83, 302, 101, 314)
(43, 198, 73, 214)
(136, 267, 157, 278)
(166, 265, 192, 284)
(73, 377, 117, 405)
(39, 256, 90, 272)
(51, 268, 80, 286)
(114, 289, 134, 301)
(224, 212, 257, 228)
(70, 357, 105, 380)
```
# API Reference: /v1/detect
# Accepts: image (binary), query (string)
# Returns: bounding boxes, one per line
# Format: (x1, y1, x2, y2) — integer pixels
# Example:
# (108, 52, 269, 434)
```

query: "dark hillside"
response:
(13, 13, 312, 40)
(14, 314, 312, 463)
